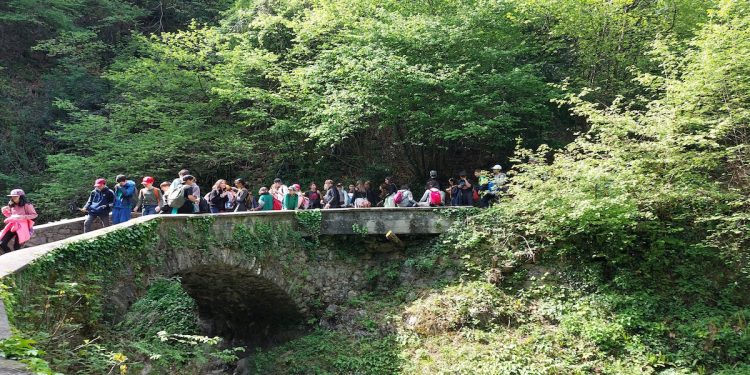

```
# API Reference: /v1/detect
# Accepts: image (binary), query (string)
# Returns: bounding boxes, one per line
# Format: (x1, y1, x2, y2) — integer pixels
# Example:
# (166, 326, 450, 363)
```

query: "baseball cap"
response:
(142, 176, 155, 184)
(7, 189, 25, 197)
(94, 178, 107, 187)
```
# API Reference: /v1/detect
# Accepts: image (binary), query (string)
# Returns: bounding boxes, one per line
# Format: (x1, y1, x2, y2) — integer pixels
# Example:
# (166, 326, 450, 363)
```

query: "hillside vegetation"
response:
(0, 0, 748, 374)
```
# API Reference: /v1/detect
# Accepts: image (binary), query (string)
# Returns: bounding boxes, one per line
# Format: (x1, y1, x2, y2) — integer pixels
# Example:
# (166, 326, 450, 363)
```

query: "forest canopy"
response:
(0, 0, 719, 221)
(2, 1, 750, 374)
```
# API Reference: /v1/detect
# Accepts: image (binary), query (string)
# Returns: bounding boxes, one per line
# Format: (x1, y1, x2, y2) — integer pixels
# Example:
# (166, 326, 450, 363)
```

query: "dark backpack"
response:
(198, 198, 210, 213)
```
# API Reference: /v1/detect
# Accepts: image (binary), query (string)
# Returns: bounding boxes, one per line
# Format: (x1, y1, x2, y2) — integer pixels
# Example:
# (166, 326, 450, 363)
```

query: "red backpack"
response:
(429, 189, 442, 206)
(272, 198, 282, 210)
(393, 190, 404, 205)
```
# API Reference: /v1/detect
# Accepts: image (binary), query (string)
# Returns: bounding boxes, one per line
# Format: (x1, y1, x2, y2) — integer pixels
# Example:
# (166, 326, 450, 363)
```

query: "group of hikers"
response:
(0, 164, 507, 252)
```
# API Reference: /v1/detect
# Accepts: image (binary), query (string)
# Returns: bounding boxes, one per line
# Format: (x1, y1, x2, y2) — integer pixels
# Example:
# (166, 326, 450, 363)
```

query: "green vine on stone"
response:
(296, 210, 322, 250)
(295, 210, 322, 238)
(352, 224, 369, 237)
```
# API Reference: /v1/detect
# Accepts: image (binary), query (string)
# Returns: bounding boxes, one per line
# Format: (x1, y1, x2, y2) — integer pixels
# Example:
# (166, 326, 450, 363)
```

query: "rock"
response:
(234, 358, 249, 375)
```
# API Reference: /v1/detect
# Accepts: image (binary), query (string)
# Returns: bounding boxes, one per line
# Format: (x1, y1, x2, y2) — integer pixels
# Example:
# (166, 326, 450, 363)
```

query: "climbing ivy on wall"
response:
(1, 220, 162, 374)
(0, 214, 329, 374)
(295, 210, 322, 250)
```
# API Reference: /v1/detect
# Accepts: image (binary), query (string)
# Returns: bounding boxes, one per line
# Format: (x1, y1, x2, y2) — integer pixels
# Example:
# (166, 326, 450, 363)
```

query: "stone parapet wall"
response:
(21, 209, 449, 249)
(24, 213, 141, 248)
(0, 207, 460, 372)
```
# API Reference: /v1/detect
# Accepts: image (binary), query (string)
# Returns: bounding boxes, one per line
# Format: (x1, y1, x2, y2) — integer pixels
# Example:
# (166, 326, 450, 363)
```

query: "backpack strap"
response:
(152, 187, 161, 204)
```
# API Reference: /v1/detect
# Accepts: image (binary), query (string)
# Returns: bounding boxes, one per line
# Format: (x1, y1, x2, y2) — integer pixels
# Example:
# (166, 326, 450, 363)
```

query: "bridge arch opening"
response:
(175, 264, 304, 345)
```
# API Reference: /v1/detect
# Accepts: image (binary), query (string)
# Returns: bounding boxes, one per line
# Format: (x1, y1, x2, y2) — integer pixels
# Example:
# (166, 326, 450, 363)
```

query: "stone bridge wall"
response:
(1, 208, 452, 278)
(23, 213, 140, 248)
(0, 208, 456, 373)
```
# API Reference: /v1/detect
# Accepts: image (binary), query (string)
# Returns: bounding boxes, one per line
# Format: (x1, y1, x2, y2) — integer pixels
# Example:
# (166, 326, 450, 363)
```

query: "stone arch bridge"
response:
(0, 208, 455, 356)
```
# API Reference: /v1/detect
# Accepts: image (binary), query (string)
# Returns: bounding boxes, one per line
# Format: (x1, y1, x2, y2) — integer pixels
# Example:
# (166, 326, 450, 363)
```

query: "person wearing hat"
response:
(254, 187, 274, 211)
(482, 164, 507, 208)
(112, 175, 136, 225)
(82, 178, 115, 233)
(0, 189, 38, 254)
(134, 176, 161, 216)
(425, 170, 441, 191)
(282, 184, 302, 211)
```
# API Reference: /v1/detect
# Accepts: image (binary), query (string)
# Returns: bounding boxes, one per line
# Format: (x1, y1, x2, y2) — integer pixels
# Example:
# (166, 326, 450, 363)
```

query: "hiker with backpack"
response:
(419, 181, 446, 207)
(1, 189, 37, 254)
(305, 182, 323, 209)
(323, 180, 341, 209)
(254, 187, 274, 211)
(207, 179, 230, 213)
(474, 169, 491, 208)
(82, 178, 115, 233)
(167, 175, 199, 214)
(170, 169, 190, 191)
(134, 176, 161, 216)
(112, 175, 136, 224)
(481, 164, 507, 208)
(234, 178, 252, 212)
(394, 185, 417, 207)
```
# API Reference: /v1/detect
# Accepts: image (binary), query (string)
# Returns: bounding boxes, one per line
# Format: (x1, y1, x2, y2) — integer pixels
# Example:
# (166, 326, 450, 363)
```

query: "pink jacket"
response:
(1, 204, 37, 245)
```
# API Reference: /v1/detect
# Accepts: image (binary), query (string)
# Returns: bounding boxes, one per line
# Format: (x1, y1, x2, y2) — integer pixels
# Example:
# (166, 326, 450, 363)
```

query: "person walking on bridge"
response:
(170, 169, 189, 191)
(134, 176, 160, 216)
(112, 175, 136, 224)
(174, 175, 199, 214)
(1, 189, 37, 254)
(82, 179, 115, 233)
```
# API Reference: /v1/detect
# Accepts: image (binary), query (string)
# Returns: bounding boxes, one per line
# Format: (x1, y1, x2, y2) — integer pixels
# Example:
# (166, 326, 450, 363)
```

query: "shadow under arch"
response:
(175, 264, 304, 343)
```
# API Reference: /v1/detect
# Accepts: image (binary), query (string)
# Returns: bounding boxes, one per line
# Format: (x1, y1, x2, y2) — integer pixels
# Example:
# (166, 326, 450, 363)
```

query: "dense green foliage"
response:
(2, 0, 714, 221)
(1, 0, 749, 374)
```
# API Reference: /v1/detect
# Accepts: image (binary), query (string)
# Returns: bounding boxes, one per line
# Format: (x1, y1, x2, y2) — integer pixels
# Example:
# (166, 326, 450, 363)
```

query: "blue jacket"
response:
(84, 187, 115, 215)
(113, 180, 136, 209)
